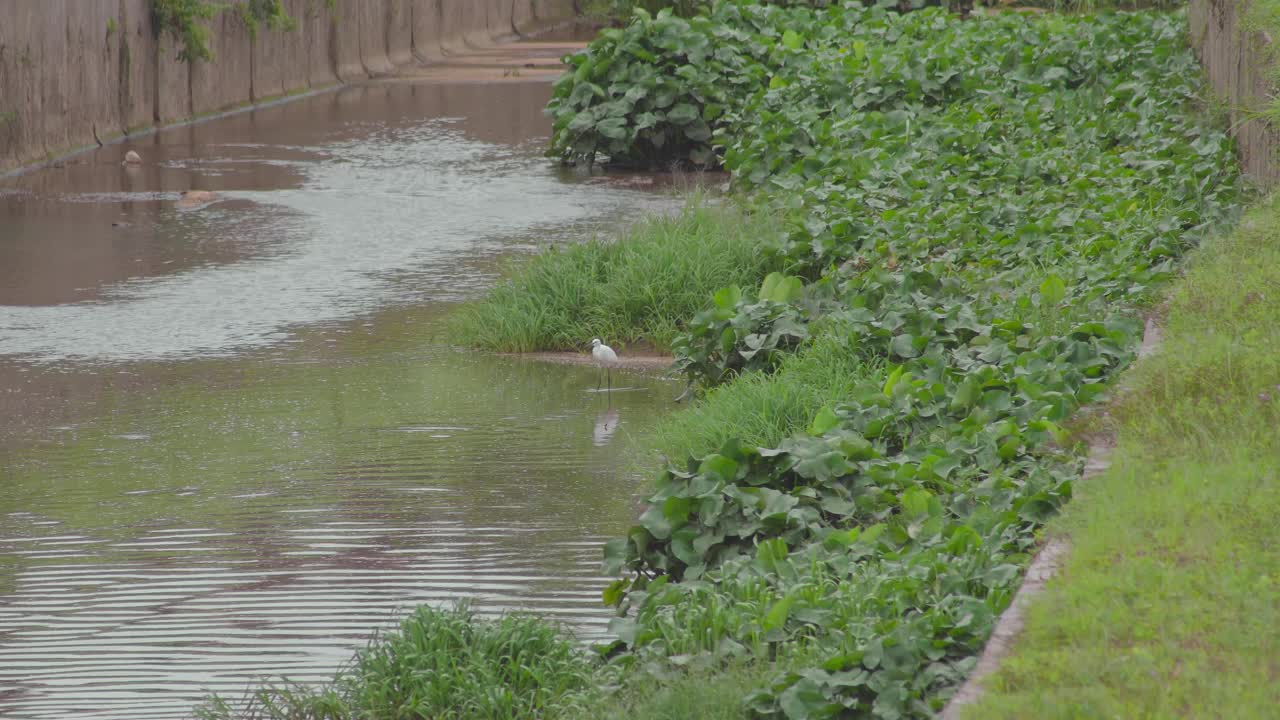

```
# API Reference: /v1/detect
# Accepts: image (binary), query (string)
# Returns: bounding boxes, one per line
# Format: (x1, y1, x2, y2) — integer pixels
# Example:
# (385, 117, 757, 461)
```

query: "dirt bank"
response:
(502, 351, 675, 373)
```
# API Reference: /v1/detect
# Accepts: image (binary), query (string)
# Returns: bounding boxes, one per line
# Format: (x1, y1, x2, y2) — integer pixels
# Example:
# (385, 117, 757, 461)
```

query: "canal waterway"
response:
(0, 62, 682, 718)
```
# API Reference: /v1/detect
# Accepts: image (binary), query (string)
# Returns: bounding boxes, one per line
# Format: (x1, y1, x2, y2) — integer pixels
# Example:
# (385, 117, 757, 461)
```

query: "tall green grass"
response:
(650, 327, 881, 462)
(966, 196, 1280, 719)
(195, 604, 596, 720)
(451, 202, 781, 353)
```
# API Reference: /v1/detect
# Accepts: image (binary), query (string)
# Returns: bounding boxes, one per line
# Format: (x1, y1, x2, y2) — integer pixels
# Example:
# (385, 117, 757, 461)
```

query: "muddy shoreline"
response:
(500, 351, 675, 373)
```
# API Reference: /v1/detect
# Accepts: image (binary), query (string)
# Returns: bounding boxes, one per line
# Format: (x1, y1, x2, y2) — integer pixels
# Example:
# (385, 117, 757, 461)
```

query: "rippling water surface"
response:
(0, 70, 681, 718)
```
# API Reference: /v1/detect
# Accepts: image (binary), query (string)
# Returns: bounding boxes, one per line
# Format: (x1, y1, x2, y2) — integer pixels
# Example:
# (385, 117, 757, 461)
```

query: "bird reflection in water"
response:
(593, 407, 621, 447)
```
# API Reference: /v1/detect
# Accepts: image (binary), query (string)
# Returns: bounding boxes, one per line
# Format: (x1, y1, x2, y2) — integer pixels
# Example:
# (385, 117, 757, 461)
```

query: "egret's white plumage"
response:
(590, 338, 618, 394)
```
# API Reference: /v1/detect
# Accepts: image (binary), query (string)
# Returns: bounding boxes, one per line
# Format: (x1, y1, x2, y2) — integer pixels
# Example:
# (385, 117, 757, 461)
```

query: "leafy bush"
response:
(671, 272, 816, 387)
(548, 3, 822, 168)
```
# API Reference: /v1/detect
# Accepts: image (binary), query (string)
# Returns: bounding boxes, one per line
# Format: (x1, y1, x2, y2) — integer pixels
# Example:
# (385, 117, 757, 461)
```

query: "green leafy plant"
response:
(555, 4, 1244, 717)
(671, 272, 815, 387)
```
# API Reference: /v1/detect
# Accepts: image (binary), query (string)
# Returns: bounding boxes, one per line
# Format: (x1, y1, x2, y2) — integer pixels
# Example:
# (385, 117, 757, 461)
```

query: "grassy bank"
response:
(450, 202, 780, 353)
(963, 197, 1280, 719)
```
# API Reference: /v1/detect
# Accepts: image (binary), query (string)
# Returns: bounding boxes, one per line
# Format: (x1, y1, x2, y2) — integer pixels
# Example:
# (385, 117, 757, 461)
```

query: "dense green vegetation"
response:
(560, 3, 1241, 718)
(451, 203, 782, 353)
(966, 194, 1280, 719)
(208, 2, 1244, 718)
(195, 604, 597, 719)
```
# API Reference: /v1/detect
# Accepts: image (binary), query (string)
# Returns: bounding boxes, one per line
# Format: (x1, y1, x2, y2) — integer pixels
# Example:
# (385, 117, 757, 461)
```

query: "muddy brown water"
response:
(0, 71, 685, 718)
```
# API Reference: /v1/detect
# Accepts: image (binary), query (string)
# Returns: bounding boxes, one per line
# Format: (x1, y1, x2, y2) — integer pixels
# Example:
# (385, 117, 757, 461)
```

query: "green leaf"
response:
(639, 504, 672, 540)
(763, 592, 796, 631)
(781, 29, 804, 51)
(809, 407, 840, 436)
(890, 334, 920, 359)
(714, 285, 743, 309)
(901, 488, 932, 518)
(1040, 274, 1067, 306)
(602, 577, 630, 606)
(667, 102, 699, 125)
(778, 677, 832, 720)
(760, 272, 802, 302)
(699, 453, 738, 483)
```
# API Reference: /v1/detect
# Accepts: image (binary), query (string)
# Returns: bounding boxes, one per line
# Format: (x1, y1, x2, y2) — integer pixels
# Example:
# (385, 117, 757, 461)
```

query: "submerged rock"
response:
(123, 150, 142, 165)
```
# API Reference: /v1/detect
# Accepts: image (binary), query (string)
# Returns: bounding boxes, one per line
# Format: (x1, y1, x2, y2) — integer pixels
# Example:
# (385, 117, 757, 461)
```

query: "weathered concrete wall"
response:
(1190, 0, 1280, 186)
(0, 0, 578, 174)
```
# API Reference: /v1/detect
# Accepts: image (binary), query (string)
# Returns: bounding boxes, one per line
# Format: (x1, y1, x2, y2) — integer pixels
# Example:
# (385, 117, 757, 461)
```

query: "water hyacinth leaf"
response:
(809, 406, 840, 436)
(667, 102, 700, 125)
(1040, 274, 1068, 306)
(602, 537, 627, 576)
(684, 120, 713, 142)
(714, 285, 742, 310)
(901, 488, 932, 518)
(602, 577, 630, 606)
(760, 272, 803, 303)
(699, 453, 739, 483)
(890, 333, 921, 359)
(662, 496, 695, 525)
(778, 677, 835, 720)
(638, 504, 672, 540)
(949, 377, 980, 413)
(947, 525, 983, 554)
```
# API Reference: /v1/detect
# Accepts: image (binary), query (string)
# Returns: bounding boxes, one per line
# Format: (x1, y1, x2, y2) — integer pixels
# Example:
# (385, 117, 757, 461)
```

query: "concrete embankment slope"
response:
(1190, 0, 1280, 186)
(0, 0, 577, 174)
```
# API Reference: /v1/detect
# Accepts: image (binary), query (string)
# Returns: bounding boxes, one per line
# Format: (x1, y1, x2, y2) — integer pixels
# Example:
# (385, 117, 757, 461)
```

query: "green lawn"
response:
(965, 195, 1280, 719)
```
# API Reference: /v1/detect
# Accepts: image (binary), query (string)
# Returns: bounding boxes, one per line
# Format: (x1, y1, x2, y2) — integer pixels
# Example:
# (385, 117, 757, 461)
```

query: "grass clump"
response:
(195, 603, 596, 719)
(451, 202, 780, 353)
(651, 327, 880, 462)
(965, 196, 1280, 720)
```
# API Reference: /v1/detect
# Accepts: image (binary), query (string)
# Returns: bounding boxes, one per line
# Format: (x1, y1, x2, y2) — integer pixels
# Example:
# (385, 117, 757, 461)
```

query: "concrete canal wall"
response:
(0, 0, 578, 174)
(1190, 0, 1280, 186)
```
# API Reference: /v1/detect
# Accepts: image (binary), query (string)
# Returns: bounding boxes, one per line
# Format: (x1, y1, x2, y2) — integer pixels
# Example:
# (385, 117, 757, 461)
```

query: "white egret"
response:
(590, 338, 618, 394)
